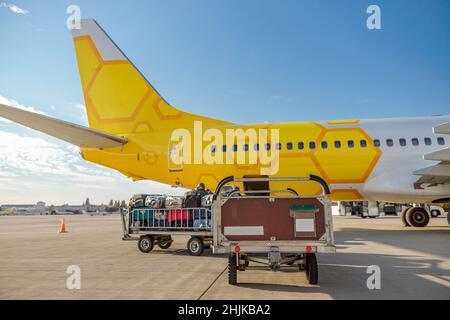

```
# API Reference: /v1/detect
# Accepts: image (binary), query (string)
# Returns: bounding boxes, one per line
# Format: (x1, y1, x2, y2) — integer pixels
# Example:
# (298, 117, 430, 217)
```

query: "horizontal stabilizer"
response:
(433, 121, 450, 134)
(0, 103, 127, 148)
(424, 147, 450, 161)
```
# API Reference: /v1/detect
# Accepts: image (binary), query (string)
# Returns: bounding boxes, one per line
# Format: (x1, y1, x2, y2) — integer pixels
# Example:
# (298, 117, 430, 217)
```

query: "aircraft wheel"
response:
(401, 207, 411, 227)
(406, 207, 429, 227)
(138, 235, 154, 253)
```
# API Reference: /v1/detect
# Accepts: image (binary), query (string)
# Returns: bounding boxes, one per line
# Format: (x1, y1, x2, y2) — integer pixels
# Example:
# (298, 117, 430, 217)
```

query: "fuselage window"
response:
(309, 141, 316, 150)
(360, 140, 367, 148)
(348, 140, 355, 148)
(399, 138, 406, 146)
(437, 137, 445, 145)
(254, 143, 260, 151)
(321, 141, 328, 149)
(298, 142, 304, 150)
(374, 139, 380, 147)
(412, 138, 419, 146)
(265, 143, 271, 150)
(211, 145, 216, 153)
(233, 144, 238, 152)
(424, 137, 432, 146)
(222, 145, 227, 152)
(334, 140, 341, 148)
(386, 139, 394, 147)
(275, 143, 282, 150)
(243, 144, 249, 151)
(287, 142, 293, 150)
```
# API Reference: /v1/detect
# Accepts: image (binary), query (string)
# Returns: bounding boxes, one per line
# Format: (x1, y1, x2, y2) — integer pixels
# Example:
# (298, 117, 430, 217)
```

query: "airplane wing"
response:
(414, 121, 450, 189)
(0, 103, 128, 148)
(433, 121, 450, 134)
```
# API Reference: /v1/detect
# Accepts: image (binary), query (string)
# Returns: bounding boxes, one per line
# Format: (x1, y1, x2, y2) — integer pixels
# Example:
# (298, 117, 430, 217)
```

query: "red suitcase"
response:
(167, 209, 191, 222)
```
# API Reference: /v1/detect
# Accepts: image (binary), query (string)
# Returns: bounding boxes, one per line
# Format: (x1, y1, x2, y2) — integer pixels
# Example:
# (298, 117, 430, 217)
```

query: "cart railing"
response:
(213, 174, 331, 200)
(128, 207, 212, 232)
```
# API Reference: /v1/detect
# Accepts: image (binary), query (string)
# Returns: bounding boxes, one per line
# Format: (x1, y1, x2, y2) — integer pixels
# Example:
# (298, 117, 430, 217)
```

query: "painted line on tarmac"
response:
(197, 265, 228, 300)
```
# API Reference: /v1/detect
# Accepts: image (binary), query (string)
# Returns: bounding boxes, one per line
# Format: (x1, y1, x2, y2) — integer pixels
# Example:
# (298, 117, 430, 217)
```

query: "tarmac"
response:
(0, 215, 449, 300)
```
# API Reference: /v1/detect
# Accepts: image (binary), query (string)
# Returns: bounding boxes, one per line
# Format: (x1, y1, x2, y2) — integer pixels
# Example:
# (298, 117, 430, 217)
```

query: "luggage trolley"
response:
(121, 207, 213, 256)
(211, 175, 335, 285)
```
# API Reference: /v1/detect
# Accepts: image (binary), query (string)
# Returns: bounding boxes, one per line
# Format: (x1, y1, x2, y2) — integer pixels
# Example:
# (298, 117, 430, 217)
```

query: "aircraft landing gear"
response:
(401, 206, 411, 227)
(405, 207, 430, 227)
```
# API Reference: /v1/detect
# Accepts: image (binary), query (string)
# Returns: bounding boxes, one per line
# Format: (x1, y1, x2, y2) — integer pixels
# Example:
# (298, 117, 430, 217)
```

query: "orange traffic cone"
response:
(59, 218, 67, 233)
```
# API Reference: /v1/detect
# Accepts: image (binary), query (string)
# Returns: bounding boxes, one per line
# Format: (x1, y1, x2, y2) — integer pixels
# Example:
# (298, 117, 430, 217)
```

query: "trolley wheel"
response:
(158, 237, 172, 250)
(187, 237, 204, 256)
(305, 253, 318, 285)
(228, 254, 237, 285)
(138, 235, 154, 253)
(406, 207, 430, 227)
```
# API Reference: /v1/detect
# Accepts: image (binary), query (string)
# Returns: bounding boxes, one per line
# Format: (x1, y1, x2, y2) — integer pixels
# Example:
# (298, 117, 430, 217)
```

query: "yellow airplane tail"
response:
(72, 19, 228, 135)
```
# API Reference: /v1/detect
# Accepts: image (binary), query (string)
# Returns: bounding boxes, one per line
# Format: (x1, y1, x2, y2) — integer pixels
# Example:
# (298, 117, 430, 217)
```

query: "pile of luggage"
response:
(128, 190, 213, 228)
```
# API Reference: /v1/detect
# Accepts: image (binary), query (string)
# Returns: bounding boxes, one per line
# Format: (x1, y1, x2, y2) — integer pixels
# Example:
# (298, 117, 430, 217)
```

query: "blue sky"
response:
(0, 0, 449, 204)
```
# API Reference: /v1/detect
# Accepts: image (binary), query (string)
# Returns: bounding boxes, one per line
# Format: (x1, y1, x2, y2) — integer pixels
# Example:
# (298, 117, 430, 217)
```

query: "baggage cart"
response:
(211, 175, 335, 285)
(121, 207, 212, 256)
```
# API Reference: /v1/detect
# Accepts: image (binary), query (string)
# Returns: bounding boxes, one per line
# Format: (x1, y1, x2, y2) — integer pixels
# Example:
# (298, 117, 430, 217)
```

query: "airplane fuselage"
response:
(81, 115, 450, 203)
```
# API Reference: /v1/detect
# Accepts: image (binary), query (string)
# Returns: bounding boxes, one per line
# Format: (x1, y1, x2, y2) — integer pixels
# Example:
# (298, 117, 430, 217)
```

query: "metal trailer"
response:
(121, 207, 213, 256)
(211, 175, 335, 285)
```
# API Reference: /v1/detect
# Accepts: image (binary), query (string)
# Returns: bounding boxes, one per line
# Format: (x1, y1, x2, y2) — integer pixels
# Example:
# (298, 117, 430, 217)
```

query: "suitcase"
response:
(129, 194, 150, 208)
(165, 196, 183, 209)
(154, 209, 167, 220)
(201, 194, 213, 207)
(192, 208, 212, 220)
(184, 191, 202, 208)
(167, 209, 191, 222)
(132, 208, 154, 221)
(145, 195, 166, 209)
(131, 209, 154, 227)
(149, 219, 169, 227)
(193, 219, 211, 228)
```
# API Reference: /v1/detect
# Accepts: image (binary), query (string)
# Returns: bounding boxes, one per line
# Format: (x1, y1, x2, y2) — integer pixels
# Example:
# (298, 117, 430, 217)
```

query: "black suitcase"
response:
(184, 191, 202, 208)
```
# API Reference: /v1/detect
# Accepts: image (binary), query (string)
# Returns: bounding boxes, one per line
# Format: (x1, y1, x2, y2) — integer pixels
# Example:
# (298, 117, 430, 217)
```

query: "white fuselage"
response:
(342, 116, 450, 203)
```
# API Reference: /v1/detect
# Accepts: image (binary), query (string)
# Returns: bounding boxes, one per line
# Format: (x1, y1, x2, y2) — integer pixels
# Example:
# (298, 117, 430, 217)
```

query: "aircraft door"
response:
(168, 138, 184, 172)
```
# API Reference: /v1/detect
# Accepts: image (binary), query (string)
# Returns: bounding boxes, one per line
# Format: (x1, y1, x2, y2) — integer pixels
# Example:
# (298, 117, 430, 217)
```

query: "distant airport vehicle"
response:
(0, 19, 449, 227)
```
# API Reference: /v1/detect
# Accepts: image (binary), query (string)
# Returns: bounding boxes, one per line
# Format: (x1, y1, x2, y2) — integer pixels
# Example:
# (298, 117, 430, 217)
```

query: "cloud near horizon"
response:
(0, 2, 29, 14)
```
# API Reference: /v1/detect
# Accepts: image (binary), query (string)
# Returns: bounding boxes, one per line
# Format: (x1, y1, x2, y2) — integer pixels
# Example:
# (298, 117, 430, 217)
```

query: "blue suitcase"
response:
(193, 219, 211, 228)
(192, 209, 212, 220)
